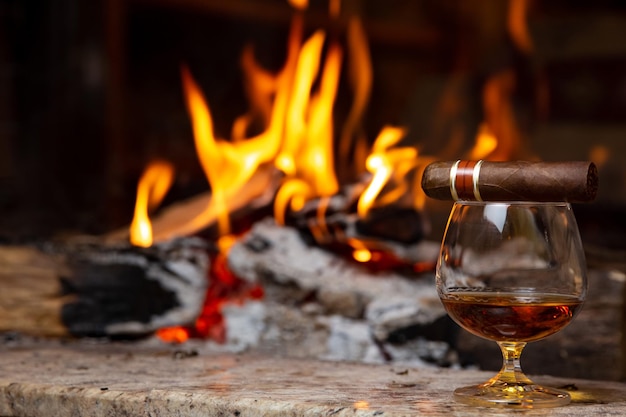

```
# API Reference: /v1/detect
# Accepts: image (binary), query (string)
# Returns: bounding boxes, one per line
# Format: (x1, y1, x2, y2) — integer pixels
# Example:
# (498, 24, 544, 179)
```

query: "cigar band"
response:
(450, 160, 484, 201)
(449, 160, 460, 201)
(472, 160, 484, 201)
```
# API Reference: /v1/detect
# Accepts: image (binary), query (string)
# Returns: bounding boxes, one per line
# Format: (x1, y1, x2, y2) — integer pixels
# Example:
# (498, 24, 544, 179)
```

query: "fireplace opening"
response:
(3, 0, 626, 237)
(1, 0, 626, 382)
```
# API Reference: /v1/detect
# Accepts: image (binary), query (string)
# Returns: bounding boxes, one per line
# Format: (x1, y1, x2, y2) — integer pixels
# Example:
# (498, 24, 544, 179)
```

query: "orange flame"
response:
(357, 126, 419, 218)
(179, 66, 286, 237)
(137, 0, 550, 343)
(329, 0, 341, 18)
(274, 30, 342, 224)
(468, 122, 498, 160)
(339, 17, 372, 179)
(467, 0, 536, 162)
(508, 0, 533, 55)
(129, 161, 174, 247)
(288, 0, 308, 11)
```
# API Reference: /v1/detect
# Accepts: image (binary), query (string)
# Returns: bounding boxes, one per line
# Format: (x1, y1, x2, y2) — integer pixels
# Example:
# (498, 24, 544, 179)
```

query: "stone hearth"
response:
(1, 340, 626, 417)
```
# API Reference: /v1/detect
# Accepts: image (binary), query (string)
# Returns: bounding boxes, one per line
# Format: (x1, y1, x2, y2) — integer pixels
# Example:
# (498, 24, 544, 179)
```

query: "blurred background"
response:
(1, 0, 626, 249)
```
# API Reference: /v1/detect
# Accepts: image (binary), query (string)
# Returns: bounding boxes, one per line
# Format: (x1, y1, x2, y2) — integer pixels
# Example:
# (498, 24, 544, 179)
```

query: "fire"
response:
(350, 238, 372, 263)
(274, 30, 341, 224)
(339, 17, 372, 180)
(129, 161, 174, 247)
(465, 0, 536, 162)
(133, 0, 540, 344)
(468, 122, 498, 160)
(180, 65, 285, 237)
(288, 0, 307, 11)
(508, 0, 533, 55)
(358, 126, 414, 218)
(155, 0, 346, 343)
(156, 249, 264, 344)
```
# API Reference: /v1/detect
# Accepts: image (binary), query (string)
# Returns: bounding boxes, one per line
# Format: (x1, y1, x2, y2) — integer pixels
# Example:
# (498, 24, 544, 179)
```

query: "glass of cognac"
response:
(436, 201, 587, 408)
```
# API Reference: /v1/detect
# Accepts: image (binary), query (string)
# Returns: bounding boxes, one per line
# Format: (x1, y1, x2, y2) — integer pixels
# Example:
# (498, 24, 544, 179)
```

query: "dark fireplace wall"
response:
(2, 0, 626, 246)
(0, 0, 109, 240)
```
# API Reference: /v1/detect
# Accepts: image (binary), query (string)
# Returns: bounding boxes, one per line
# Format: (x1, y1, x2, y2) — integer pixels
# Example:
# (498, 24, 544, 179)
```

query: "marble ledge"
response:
(0, 343, 626, 417)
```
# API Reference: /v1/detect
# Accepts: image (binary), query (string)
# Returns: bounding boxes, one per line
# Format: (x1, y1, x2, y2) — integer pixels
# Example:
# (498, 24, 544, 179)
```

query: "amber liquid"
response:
(441, 291, 583, 342)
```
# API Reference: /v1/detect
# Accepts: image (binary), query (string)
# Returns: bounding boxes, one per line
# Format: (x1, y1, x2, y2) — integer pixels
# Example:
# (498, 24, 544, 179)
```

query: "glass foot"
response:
(453, 382, 570, 409)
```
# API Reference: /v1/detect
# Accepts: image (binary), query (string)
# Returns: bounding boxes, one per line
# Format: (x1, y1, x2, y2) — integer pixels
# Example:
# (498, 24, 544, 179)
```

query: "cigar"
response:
(421, 160, 598, 202)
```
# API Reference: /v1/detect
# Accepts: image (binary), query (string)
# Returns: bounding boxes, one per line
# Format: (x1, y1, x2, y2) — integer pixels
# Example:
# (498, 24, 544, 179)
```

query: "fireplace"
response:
(1, 0, 626, 391)
(3, 0, 626, 238)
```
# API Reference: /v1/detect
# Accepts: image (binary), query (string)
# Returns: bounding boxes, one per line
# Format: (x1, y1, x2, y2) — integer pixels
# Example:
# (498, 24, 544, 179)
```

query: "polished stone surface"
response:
(1, 341, 626, 416)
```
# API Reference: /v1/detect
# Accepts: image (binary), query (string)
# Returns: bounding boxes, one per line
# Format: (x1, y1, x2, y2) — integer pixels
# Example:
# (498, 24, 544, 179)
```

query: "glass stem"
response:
(486, 341, 535, 387)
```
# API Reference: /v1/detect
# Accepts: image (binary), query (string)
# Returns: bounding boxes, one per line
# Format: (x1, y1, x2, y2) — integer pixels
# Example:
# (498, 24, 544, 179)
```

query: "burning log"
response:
(290, 181, 425, 242)
(0, 238, 209, 338)
(225, 218, 452, 365)
(282, 179, 432, 272)
(421, 160, 598, 202)
(105, 164, 279, 244)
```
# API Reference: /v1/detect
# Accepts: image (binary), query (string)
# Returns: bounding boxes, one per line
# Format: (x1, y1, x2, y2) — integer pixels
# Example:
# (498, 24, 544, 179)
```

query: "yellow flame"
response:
(145, 8, 310, 241)
(277, 30, 327, 176)
(301, 40, 342, 196)
(134, 2, 420, 246)
(339, 17, 372, 178)
(180, 66, 284, 237)
(274, 179, 311, 225)
(217, 234, 239, 253)
(273, 29, 341, 224)
(130, 161, 175, 247)
(357, 126, 417, 218)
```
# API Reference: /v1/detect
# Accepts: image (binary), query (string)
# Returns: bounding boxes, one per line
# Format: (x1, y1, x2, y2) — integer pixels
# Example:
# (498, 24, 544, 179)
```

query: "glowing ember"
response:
(158, 243, 264, 344)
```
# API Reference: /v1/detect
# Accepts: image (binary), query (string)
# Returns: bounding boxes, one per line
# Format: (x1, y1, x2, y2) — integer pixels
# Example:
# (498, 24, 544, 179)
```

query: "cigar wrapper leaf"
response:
(421, 161, 598, 202)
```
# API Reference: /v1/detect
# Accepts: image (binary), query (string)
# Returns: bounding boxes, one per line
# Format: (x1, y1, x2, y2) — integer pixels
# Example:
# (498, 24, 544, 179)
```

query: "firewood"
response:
(284, 179, 431, 269)
(227, 218, 443, 321)
(0, 246, 66, 337)
(0, 238, 209, 338)
(105, 164, 279, 244)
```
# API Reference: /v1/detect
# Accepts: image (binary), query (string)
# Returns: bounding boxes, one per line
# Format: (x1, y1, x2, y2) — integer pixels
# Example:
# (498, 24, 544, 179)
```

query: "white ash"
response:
(227, 218, 442, 312)
(384, 338, 459, 368)
(223, 218, 454, 367)
(366, 294, 446, 342)
(319, 315, 382, 363)
(222, 301, 267, 352)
